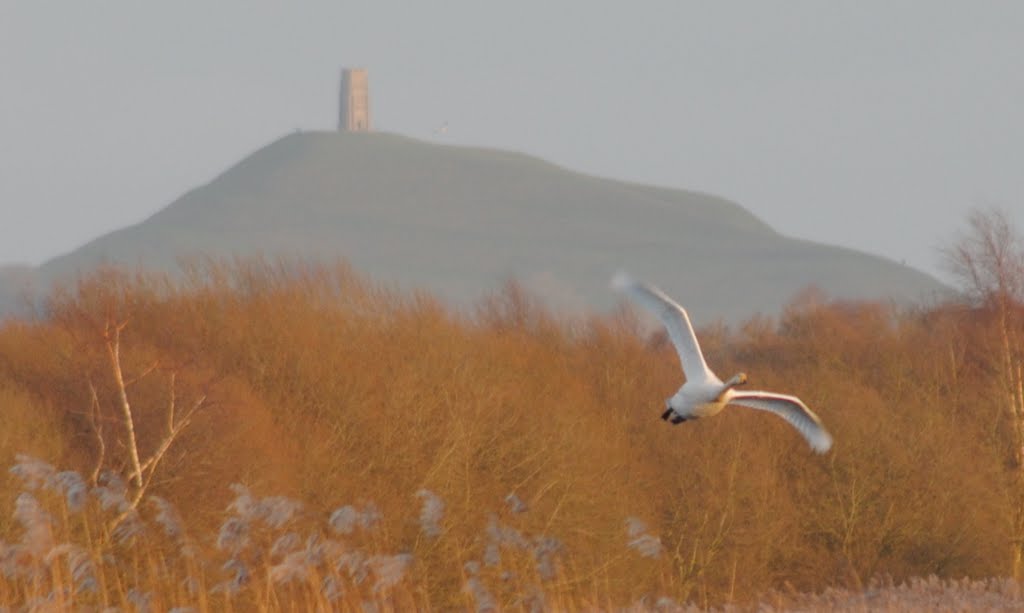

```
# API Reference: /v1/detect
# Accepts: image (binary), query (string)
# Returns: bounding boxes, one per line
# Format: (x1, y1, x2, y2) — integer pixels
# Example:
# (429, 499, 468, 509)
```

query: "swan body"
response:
(612, 273, 833, 453)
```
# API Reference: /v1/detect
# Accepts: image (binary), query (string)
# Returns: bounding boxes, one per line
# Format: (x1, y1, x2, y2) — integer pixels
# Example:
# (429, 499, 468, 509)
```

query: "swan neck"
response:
(725, 373, 748, 390)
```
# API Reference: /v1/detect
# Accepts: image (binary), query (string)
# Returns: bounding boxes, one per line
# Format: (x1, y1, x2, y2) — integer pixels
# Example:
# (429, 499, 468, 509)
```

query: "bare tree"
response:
(945, 208, 1024, 306)
(98, 318, 207, 513)
(943, 206, 1024, 577)
(59, 298, 208, 529)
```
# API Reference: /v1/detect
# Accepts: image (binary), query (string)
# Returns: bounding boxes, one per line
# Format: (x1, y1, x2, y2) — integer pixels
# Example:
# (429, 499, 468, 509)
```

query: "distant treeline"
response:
(0, 225, 1022, 609)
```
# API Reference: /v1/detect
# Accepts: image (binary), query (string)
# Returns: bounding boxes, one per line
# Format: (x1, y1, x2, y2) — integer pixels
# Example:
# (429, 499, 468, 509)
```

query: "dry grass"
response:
(0, 258, 1022, 610)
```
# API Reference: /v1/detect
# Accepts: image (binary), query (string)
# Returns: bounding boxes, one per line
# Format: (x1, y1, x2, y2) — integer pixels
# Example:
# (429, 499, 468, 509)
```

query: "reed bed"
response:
(0, 258, 1022, 610)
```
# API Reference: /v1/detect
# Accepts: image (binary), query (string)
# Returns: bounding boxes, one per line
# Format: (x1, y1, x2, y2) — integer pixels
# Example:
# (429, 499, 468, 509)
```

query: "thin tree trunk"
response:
(997, 305, 1024, 579)
(105, 323, 145, 491)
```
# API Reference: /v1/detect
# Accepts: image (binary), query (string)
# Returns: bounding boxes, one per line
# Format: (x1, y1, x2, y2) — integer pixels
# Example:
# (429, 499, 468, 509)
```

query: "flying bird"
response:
(611, 273, 833, 453)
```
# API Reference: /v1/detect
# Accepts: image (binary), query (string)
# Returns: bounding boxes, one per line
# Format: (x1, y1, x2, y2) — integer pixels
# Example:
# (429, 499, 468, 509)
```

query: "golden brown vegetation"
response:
(0, 227, 1022, 610)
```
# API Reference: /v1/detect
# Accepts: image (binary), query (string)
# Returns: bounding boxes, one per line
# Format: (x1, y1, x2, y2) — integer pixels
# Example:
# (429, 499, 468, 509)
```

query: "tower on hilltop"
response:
(338, 68, 370, 132)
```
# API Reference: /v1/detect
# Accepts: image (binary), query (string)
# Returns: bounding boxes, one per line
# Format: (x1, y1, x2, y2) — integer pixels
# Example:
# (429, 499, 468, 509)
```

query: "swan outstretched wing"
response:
(728, 391, 833, 453)
(611, 273, 714, 383)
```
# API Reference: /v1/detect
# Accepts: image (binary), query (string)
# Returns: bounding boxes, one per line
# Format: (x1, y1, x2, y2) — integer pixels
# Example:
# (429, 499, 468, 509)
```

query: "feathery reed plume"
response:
(149, 495, 198, 558)
(149, 496, 186, 539)
(227, 483, 303, 528)
(504, 492, 528, 514)
(9, 454, 56, 490)
(655, 596, 680, 610)
(269, 531, 301, 559)
(463, 574, 497, 613)
(369, 553, 413, 592)
(531, 536, 562, 581)
(513, 585, 546, 613)
(359, 502, 382, 530)
(483, 541, 501, 567)
(269, 549, 314, 584)
(416, 489, 444, 537)
(22, 593, 62, 611)
(45, 471, 88, 513)
(267, 534, 337, 584)
(215, 517, 250, 556)
(13, 493, 54, 559)
(329, 506, 360, 535)
(305, 533, 347, 567)
(625, 517, 662, 559)
(226, 483, 259, 518)
(212, 558, 250, 594)
(329, 503, 381, 535)
(322, 575, 343, 602)
(182, 576, 200, 597)
(127, 587, 153, 613)
(93, 469, 130, 511)
(463, 560, 499, 611)
(0, 540, 17, 579)
(337, 550, 370, 585)
(111, 508, 146, 544)
(259, 495, 303, 529)
(483, 514, 528, 567)
(45, 544, 98, 594)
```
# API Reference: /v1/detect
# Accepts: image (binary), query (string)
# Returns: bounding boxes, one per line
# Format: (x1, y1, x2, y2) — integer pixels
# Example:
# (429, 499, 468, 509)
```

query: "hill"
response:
(14, 131, 945, 322)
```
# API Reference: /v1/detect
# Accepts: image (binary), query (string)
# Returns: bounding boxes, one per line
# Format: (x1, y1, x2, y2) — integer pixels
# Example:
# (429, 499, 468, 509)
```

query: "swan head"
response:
(726, 373, 748, 388)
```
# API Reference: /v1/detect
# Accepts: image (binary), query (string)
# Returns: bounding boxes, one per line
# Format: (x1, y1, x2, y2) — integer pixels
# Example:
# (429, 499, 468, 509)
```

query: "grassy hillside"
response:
(30, 131, 945, 324)
(0, 259, 1018, 610)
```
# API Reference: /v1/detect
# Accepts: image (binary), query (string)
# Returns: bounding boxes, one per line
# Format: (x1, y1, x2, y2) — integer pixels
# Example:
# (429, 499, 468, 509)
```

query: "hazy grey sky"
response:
(2, 2, 1022, 282)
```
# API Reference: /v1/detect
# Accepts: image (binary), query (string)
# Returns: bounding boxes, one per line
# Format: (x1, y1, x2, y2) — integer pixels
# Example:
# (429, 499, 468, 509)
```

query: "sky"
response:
(2, 2, 1022, 283)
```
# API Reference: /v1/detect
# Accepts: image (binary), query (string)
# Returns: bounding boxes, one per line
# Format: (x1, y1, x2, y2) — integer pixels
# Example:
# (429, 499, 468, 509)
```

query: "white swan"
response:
(611, 273, 833, 453)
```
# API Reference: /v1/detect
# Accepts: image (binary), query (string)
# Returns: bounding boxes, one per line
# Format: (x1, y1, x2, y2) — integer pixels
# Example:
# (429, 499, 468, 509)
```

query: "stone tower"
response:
(338, 68, 370, 132)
